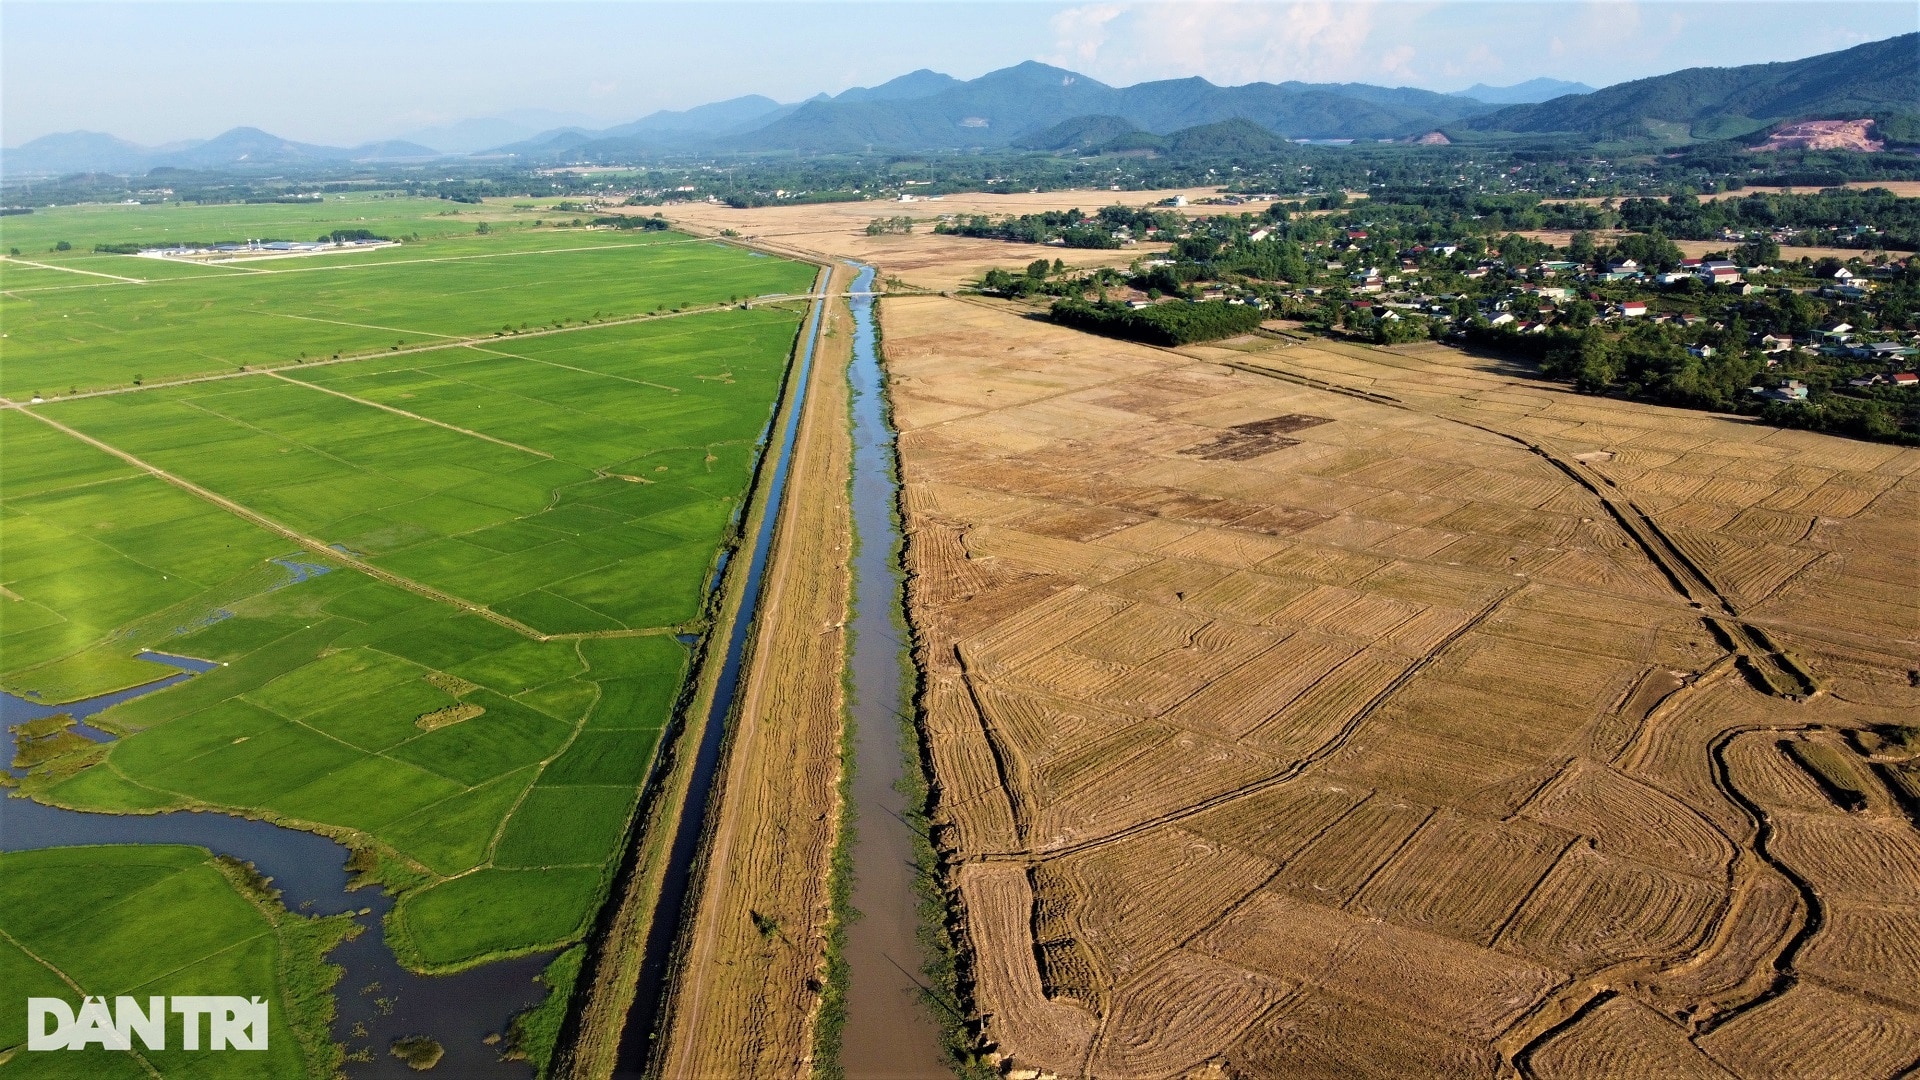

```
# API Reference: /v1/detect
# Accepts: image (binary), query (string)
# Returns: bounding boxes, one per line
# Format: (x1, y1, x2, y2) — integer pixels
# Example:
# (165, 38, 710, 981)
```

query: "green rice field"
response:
(1, 196, 821, 1018)
(0, 195, 813, 396)
(0, 845, 354, 1079)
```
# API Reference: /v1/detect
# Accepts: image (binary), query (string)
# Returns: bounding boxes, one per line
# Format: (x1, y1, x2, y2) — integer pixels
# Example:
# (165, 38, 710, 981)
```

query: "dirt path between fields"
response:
(657, 263, 856, 1079)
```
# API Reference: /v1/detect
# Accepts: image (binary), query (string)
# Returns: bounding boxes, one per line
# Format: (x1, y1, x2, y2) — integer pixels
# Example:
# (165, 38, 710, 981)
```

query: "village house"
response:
(1700, 260, 1741, 284)
(1602, 258, 1641, 281)
(1860, 341, 1916, 361)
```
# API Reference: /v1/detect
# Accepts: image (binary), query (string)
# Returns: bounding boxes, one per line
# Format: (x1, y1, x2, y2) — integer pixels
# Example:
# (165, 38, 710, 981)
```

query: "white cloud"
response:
(1045, 1, 1393, 86)
(1378, 44, 1418, 79)
(1047, 4, 1125, 67)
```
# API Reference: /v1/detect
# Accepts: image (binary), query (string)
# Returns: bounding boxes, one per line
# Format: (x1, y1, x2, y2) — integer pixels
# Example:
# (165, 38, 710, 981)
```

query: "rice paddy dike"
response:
(0, 194, 821, 1077)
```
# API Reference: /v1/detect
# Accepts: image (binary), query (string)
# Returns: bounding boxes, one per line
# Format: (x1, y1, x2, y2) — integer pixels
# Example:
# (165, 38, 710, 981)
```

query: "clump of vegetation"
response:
(505, 944, 583, 1077)
(593, 213, 670, 230)
(1049, 296, 1264, 346)
(213, 854, 282, 906)
(1853, 724, 1920, 761)
(320, 228, 389, 243)
(390, 1035, 445, 1071)
(423, 671, 479, 697)
(10, 714, 95, 769)
(415, 702, 485, 731)
(936, 205, 1177, 247)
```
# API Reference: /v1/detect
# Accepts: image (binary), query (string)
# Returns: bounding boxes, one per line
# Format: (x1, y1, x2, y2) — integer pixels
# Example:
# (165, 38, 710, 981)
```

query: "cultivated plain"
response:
(0, 196, 818, 1073)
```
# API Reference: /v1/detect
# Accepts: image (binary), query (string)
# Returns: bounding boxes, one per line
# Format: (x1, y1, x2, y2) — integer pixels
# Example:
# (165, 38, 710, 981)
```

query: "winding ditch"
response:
(0, 655, 552, 1079)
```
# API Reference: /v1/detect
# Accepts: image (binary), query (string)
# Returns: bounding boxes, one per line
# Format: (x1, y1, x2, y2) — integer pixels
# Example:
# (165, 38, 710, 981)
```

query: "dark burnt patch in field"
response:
(1181, 414, 1333, 461)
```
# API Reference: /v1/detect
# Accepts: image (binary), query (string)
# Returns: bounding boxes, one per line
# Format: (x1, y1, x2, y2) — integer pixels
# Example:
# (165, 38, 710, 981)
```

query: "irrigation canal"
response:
(614, 268, 830, 1074)
(838, 264, 949, 1075)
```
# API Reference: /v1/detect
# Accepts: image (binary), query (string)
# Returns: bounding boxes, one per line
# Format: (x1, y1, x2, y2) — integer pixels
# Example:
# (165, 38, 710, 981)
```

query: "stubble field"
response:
(882, 286, 1920, 1077)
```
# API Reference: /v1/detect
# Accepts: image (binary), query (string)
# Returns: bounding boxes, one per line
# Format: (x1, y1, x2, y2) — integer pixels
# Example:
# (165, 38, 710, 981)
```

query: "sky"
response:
(3, 1, 1914, 147)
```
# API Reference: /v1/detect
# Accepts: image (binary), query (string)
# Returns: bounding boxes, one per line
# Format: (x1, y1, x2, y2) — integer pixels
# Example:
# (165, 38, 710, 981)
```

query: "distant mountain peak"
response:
(1453, 78, 1595, 104)
(987, 60, 1103, 88)
(834, 69, 961, 103)
(8, 34, 1911, 174)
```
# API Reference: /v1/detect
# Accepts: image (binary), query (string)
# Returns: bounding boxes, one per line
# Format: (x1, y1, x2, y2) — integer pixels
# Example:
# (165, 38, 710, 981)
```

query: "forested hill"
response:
(1469, 33, 1918, 141)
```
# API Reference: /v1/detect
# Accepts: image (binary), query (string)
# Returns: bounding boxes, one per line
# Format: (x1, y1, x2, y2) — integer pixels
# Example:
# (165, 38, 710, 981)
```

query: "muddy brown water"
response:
(841, 263, 949, 1077)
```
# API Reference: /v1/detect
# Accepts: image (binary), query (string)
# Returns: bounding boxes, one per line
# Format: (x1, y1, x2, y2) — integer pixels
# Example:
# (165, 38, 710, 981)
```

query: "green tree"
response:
(1611, 231, 1684, 272)
(1572, 330, 1619, 392)
(1733, 237, 1780, 266)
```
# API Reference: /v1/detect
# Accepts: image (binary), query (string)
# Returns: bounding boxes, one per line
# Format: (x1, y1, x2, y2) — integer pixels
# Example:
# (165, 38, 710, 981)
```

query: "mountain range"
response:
(4, 33, 1912, 176)
(4, 127, 438, 177)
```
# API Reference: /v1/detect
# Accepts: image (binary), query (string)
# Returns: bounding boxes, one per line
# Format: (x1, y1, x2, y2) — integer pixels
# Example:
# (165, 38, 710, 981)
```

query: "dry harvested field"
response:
(640, 189, 1233, 294)
(884, 288, 1920, 1077)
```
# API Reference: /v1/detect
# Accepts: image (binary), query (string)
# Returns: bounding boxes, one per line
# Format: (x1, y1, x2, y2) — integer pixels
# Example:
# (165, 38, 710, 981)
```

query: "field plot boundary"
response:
(0, 254, 147, 282)
(1228, 355, 1816, 701)
(2, 290, 816, 404)
(263, 369, 555, 458)
(962, 583, 1516, 864)
(6, 400, 553, 641)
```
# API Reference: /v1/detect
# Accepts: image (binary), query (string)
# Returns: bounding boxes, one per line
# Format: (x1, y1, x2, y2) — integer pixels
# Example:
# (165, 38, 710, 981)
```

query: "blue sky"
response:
(3, 1, 1913, 146)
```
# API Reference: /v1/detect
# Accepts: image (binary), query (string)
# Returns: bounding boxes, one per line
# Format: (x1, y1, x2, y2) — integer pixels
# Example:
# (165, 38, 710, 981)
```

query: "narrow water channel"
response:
(0, 654, 551, 1078)
(613, 272, 830, 1076)
(841, 263, 949, 1077)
